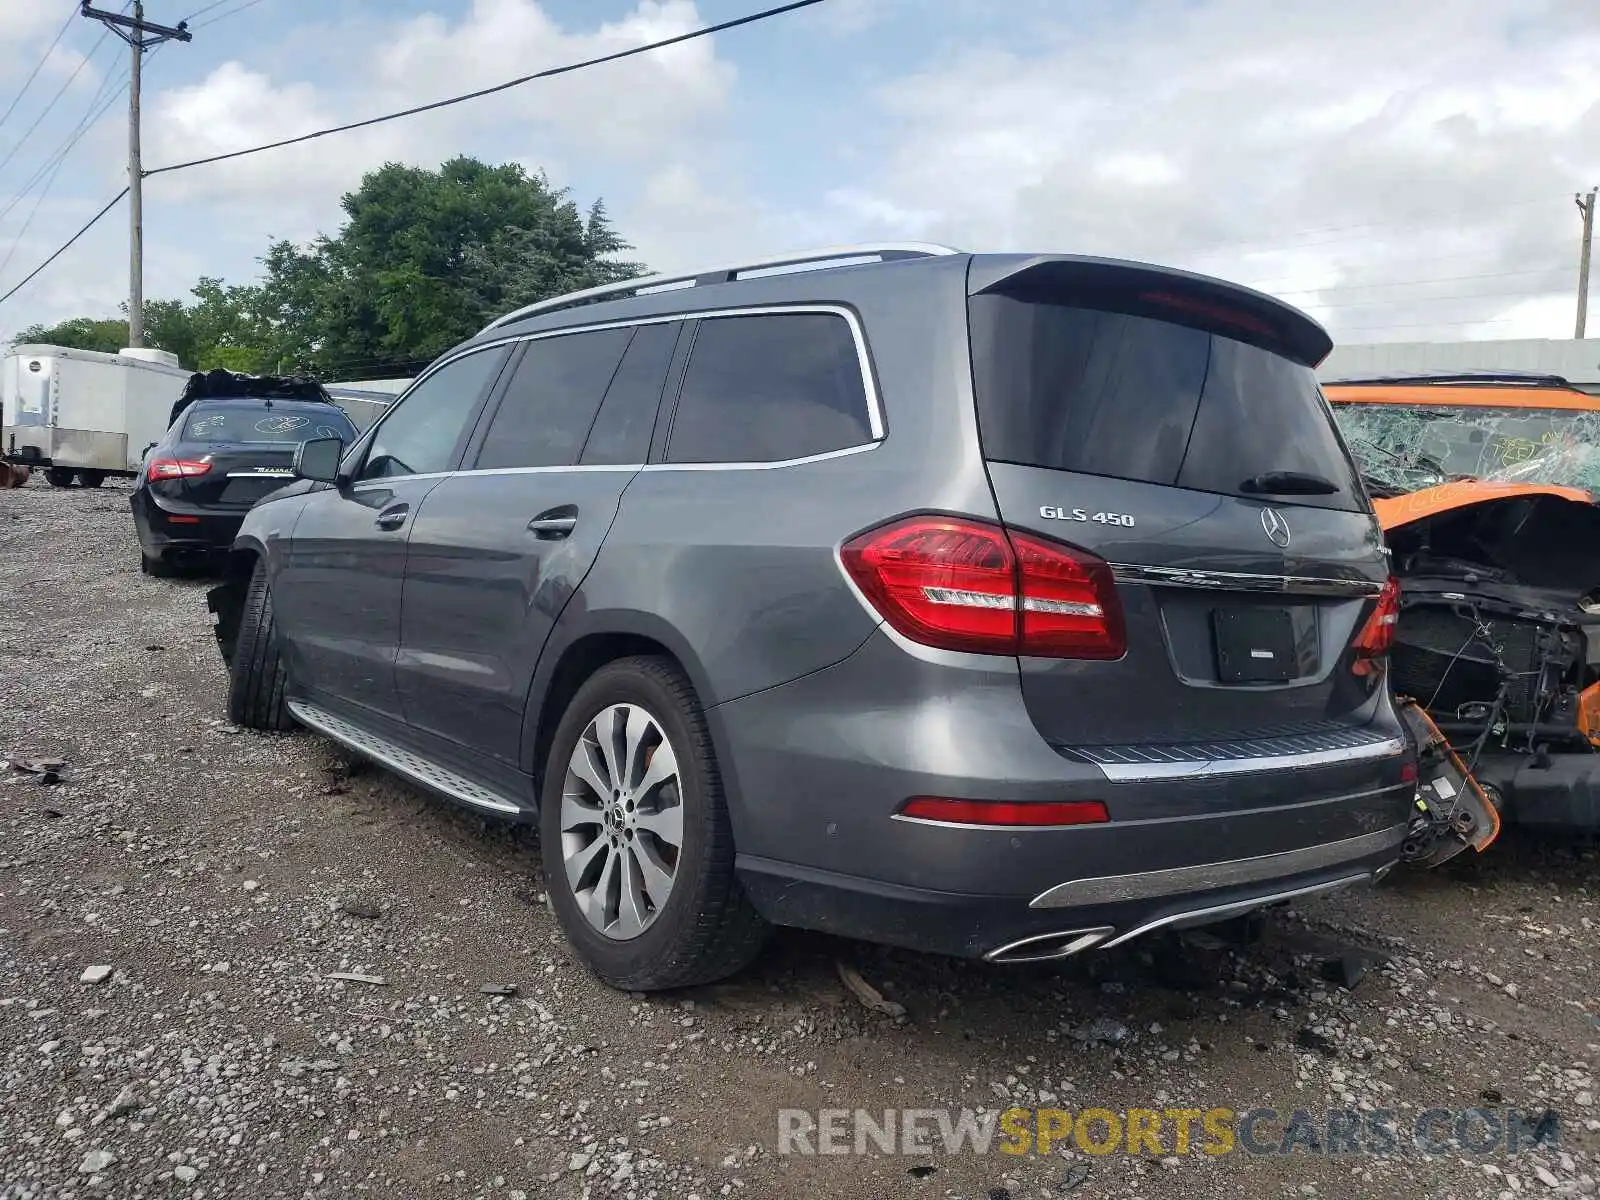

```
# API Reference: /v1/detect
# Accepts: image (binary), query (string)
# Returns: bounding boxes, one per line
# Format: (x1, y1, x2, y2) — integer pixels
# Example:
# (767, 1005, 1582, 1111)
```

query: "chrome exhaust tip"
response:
(983, 927, 1115, 964)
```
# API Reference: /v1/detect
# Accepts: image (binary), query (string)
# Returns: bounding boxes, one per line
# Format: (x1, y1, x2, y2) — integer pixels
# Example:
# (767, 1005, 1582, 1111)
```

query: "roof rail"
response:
(481, 242, 963, 333)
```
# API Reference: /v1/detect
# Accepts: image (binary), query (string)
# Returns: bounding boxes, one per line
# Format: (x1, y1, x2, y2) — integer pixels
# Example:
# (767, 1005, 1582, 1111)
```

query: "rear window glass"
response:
(666, 312, 872, 464)
(968, 295, 1363, 512)
(183, 406, 356, 444)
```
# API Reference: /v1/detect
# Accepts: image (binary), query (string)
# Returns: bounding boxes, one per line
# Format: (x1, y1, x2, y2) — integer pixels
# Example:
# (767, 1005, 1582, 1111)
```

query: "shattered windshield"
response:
(1331, 402, 1600, 495)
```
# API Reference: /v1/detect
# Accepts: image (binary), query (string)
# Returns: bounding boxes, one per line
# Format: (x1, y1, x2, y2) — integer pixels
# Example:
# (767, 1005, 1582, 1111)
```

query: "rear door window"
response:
(666, 312, 873, 464)
(475, 328, 633, 470)
(968, 295, 1363, 511)
(581, 321, 678, 466)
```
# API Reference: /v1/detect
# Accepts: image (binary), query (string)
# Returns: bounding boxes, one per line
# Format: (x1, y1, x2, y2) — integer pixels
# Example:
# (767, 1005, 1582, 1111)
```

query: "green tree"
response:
(13, 316, 129, 354)
(9, 157, 643, 380)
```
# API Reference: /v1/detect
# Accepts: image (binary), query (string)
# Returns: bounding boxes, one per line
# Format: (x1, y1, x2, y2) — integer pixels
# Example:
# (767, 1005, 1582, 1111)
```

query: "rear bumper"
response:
(738, 837, 1400, 962)
(1469, 750, 1600, 831)
(712, 628, 1413, 959)
(130, 488, 244, 558)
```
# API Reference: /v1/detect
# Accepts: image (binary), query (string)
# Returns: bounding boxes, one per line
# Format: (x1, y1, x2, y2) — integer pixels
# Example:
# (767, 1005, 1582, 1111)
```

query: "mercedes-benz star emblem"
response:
(1260, 507, 1291, 549)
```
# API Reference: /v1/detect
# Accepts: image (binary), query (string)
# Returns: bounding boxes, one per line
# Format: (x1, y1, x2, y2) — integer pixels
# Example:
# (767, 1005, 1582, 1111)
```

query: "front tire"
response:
(540, 656, 768, 990)
(226, 560, 293, 731)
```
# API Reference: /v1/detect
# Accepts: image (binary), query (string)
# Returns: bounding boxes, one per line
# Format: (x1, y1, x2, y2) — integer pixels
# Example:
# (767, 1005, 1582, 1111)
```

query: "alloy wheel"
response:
(559, 702, 684, 940)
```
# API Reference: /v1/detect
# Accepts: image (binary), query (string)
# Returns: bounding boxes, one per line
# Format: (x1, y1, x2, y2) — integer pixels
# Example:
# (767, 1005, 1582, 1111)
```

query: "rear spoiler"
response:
(968, 254, 1334, 368)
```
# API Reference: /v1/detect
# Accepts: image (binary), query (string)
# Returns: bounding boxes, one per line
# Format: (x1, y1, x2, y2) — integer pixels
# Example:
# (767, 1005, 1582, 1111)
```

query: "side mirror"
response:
(294, 436, 343, 484)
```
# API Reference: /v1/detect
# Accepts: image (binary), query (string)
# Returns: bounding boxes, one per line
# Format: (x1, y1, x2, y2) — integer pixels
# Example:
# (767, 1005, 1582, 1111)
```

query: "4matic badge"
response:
(1039, 505, 1136, 528)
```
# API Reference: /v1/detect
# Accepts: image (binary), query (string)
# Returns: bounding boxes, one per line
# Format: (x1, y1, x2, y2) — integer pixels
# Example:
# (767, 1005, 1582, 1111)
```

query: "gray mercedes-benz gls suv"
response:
(207, 244, 1413, 990)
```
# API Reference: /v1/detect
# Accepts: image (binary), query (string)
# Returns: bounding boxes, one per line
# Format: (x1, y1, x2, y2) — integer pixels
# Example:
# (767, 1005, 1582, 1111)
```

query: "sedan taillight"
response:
(147, 458, 212, 481)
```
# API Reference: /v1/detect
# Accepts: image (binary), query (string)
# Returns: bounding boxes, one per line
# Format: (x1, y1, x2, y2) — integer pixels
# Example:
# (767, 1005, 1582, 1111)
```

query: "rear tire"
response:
(78, 471, 104, 488)
(140, 552, 177, 578)
(226, 560, 294, 731)
(540, 656, 769, 990)
(45, 468, 74, 488)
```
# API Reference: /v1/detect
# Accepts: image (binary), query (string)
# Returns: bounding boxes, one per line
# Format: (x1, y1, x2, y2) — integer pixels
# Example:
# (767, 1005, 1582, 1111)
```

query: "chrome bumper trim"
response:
(1028, 822, 1408, 909)
(1099, 871, 1380, 947)
(1081, 737, 1408, 782)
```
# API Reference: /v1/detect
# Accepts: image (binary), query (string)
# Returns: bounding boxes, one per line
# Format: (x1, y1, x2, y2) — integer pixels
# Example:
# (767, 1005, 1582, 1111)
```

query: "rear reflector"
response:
(840, 515, 1126, 659)
(148, 457, 212, 481)
(900, 797, 1110, 827)
(167, 515, 201, 524)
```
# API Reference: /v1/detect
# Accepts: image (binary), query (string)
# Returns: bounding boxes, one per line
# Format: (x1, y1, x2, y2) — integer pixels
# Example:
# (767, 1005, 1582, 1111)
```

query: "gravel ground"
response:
(2, 477, 1598, 1200)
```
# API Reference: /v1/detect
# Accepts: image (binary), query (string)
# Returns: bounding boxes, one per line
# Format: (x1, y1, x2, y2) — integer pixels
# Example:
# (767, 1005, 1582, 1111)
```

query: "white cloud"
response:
(142, 0, 734, 234)
(767, 0, 1600, 344)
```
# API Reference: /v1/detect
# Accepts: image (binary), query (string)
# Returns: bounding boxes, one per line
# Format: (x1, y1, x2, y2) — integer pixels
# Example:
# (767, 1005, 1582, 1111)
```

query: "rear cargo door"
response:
(968, 260, 1390, 747)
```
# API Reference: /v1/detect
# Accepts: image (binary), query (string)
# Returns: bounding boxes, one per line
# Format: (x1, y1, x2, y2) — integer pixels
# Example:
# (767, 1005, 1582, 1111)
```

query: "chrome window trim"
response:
(1110, 562, 1384, 599)
(356, 305, 885, 483)
(1028, 822, 1407, 909)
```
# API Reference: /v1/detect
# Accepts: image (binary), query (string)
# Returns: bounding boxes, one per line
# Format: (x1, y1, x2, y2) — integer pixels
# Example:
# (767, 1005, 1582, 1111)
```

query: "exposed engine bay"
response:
(1381, 490, 1600, 857)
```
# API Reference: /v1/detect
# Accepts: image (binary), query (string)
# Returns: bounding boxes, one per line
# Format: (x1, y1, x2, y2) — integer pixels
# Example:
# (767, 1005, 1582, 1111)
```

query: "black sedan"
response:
(132, 395, 357, 576)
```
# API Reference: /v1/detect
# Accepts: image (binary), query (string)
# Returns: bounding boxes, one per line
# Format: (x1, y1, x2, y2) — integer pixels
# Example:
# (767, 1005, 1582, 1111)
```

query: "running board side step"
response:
(286, 698, 527, 817)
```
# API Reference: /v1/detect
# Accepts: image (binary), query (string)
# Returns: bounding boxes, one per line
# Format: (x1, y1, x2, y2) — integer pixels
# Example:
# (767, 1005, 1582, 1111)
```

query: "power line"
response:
(0, 7, 80, 136)
(0, 25, 115, 183)
(180, 0, 236, 20)
(0, 48, 142, 231)
(143, 0, 829, 177)
(0, 188, 128, 308)
(192, 0, 269, 30)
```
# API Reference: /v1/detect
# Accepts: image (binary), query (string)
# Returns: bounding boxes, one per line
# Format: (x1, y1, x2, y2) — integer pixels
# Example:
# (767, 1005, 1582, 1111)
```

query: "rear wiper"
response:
(1240, 471, 1340, 496)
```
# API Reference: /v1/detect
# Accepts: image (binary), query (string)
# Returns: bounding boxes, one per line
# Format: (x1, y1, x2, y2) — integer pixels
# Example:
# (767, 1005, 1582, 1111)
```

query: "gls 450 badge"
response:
(1039, 505, 1135, 528)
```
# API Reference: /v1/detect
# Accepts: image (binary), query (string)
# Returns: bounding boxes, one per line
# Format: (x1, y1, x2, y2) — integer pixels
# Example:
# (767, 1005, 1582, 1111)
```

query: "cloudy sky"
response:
(0, 0, 1594, 357)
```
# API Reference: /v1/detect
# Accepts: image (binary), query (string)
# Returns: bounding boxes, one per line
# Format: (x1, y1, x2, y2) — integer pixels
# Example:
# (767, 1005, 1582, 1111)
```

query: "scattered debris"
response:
(79, 965, 113, 986)
(906, 1163, 937, 1179)
(1319, 950, 1387, 991)
(479, 982, 519, 997)
(8, 755, 66, 786)
(338, 896, 383, 920)
(102, 1087, 139, 1120)
(323, 972, 386, 986)
(1058, 1162, 1092, 1191)
(1070, 1017, 1131, 1046)
(836, 961, 906, 1020)
(78, 1149, 116, 1174)
(1295, 1027, 1338, 1058)
(280, 1058, 341, 1078)
(173, 1164, 198, 1183)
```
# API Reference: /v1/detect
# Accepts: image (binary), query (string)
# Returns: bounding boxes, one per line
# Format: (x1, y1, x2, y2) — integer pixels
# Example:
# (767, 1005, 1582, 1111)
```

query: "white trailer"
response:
(1, 344, 193, 486)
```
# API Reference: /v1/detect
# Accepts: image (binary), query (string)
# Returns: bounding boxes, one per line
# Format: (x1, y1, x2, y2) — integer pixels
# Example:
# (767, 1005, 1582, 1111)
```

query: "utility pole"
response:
(1578, 188, 1597, 340)
(78, 3, 191, 348)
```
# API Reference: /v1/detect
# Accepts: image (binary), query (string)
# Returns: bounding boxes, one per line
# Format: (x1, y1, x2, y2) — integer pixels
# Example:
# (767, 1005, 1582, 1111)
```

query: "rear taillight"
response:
(1351, 576, 1400, 673)
(839, 515, 1126, 659)
(147, 458, 212, 481)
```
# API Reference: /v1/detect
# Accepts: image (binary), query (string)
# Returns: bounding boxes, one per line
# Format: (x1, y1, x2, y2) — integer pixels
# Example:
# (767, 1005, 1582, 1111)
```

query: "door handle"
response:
(527, 506, 578, 540)
(375, 504, 409, 531)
